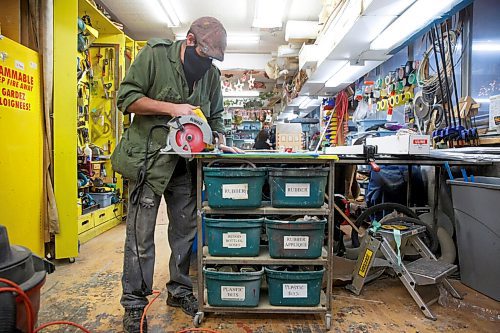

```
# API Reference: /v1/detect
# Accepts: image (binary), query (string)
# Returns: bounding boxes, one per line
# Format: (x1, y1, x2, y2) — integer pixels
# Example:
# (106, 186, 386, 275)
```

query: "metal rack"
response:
(195, 157, 336, 329)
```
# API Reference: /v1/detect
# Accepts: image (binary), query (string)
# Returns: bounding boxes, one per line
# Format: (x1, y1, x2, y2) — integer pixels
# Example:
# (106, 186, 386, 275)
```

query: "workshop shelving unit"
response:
(53, 0, 126, 259)
(232, 120, 262, 149)
(195, 157, 335, 329)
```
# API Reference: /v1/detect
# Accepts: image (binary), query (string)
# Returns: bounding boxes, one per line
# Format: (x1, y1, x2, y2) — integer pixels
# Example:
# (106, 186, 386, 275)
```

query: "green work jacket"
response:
(111, 39, 224, 195)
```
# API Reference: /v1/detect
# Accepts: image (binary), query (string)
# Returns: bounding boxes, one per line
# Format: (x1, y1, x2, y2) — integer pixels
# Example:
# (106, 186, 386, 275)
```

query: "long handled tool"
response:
(430, 26, 450, 144)
(444, 25, 478, 145)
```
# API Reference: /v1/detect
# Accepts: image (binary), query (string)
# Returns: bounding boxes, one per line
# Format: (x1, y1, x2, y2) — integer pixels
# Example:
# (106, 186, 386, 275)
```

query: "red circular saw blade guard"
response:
(175, 124, 206, 152)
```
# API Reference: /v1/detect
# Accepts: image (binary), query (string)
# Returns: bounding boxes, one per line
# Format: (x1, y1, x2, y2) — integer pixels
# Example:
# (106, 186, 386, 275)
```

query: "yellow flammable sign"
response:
(0, 35, 44, 256)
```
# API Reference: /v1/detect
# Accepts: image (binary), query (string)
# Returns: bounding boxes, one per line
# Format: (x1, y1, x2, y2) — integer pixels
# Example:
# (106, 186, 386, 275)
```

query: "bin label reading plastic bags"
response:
(283, 236, 309, 249)
(283, 284, 308, 298)
(221, 286, 246, 301)
(222, 184, 249, 199)
(222, 232, 247, 248)
(285, 183, 310, 197)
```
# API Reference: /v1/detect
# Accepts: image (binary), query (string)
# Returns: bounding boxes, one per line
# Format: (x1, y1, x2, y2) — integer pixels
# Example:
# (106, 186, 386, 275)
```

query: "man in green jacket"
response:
(112, 17, 239, 333)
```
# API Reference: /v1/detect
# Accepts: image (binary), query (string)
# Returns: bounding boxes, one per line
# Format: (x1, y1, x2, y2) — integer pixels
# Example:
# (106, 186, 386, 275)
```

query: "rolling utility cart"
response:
(194, 155, 336, 330)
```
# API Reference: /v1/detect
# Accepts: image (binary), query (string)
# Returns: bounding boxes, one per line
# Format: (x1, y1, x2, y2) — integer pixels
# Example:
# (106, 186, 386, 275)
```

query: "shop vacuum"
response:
(0, 225, 54, 332)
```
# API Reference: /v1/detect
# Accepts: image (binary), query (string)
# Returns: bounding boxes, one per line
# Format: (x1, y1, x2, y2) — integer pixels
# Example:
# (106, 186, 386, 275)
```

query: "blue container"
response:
(205, 217, 264, 256)
(204, 167, 266, 208)
(90, 192, 114, 208)
(265, 218, 326, 259)
(204, 267, 264, 307)
(269, 168, 328, 208)
(265, 267, 325, 306)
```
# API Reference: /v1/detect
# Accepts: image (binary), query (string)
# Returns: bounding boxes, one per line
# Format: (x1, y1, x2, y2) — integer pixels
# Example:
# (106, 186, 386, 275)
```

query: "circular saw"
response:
(162, 108, 214, 158)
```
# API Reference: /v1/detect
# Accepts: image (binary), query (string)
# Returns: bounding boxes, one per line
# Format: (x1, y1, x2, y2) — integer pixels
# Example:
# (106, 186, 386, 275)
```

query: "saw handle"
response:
(193, 108, 207, 122)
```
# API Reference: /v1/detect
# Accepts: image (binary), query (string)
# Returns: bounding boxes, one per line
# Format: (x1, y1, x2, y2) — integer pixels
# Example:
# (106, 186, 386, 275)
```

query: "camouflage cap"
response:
(189, 16, 227, 61)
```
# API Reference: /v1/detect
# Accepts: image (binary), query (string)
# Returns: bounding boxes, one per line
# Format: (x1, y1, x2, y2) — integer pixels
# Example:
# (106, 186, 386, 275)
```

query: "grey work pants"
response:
(120, 171, 197, 309)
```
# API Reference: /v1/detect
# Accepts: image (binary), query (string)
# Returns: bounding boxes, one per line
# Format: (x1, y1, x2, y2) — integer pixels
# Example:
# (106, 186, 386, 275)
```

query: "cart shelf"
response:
(201, 290, 328, 314)
(202, 246, 328, 265)
(202, 201, 330, 216)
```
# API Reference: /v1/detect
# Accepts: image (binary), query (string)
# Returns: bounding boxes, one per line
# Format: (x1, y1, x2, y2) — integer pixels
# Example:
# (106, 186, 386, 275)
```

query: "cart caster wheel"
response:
(68, 257, 76, 264)
(325, 314, 332, 330)
(193, 312, 204, 327)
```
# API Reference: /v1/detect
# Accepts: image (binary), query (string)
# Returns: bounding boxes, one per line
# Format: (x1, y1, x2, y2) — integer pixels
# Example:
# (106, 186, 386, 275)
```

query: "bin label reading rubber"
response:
(283, 284, 308, 298)
(284, 236, 309, 249)
(221, 286, 246, 301)
(358, 249, 373, 278)
(222, 232, 247, 248)
(285, 183, 310, 197)
(222, 184, 248, 199)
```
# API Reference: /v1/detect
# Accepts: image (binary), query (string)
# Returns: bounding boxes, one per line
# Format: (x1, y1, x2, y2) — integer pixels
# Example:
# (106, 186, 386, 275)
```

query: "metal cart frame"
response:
(195, 157, 336, 329)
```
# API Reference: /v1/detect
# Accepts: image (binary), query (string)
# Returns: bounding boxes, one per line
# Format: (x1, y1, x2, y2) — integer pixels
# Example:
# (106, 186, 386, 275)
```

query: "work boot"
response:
(166, 292, 198, 317)
(123, 308, 147, 333)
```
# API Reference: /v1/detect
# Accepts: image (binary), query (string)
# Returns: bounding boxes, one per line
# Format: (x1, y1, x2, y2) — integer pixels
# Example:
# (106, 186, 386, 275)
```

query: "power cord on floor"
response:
(140, 290, 161, 333)
(1, 277, 223, 332)
(0, 277, 91, 333)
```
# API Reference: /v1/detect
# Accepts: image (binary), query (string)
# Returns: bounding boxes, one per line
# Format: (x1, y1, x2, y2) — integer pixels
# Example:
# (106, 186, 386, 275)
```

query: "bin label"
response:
(285, 183, 310, 197)
(283, 236, 309, 249)
(221, 286, 245, 301)
(222, 184, 248, 199)
(223, 232, 247, 248)
(283, 284, 308, 298)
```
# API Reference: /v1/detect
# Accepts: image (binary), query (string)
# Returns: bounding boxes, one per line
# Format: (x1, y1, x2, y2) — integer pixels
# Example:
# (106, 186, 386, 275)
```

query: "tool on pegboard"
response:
(107, 48, 114, 80)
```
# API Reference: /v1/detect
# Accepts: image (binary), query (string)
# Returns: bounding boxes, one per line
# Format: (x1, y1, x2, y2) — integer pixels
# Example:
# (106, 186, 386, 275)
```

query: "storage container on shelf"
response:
(265, 218, 326, 259)
(90, 192, 114, 208)
(203, 167, 266, 208)
(265, 267, 325, 306)
(204, 266, 264, 307)
(205, 217, 264, 257)
(268, 168, 328, 208)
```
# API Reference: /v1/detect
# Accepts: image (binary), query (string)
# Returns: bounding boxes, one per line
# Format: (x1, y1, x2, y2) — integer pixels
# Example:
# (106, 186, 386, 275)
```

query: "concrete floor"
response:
(38, 201, 499, 332)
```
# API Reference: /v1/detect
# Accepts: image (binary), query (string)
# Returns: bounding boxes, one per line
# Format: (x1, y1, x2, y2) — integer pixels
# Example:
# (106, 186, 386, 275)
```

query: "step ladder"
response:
(346, 222, 462, 320)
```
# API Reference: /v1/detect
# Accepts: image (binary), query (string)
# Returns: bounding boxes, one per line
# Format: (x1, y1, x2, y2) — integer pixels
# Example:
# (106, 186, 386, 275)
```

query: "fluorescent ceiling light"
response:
(253, 0, 286, 28)
(299, 97, 321, 110)
(175, 33, 259, 45)
(288, 96, 308, 107)
(285, 20, 319, 41)
(223, 90, 260, 97)
(370, 0, 461, 51)
(157, 0, 180, 27)
(227, 34, 260, 44)
(325, 61, 382, 88)
(472, 41, 500, 52)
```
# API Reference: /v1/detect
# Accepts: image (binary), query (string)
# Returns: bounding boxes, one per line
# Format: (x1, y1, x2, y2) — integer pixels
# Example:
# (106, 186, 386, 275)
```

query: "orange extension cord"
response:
(0, 277, 91, 333)
(0, 277, 219, 333)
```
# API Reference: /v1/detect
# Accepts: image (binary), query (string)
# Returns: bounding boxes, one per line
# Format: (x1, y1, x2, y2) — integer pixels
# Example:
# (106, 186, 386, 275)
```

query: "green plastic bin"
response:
(204, 167, 266, 208)
(265, 218, 326, 259)
(204, 267, 264, 307)
(205, 217, 264, 256)
(269, 168, 329, 208)
(265, 267, 325, 306)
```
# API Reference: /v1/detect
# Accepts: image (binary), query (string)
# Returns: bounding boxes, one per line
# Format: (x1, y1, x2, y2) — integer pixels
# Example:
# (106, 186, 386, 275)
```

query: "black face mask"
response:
(183, 46, 212, 86)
